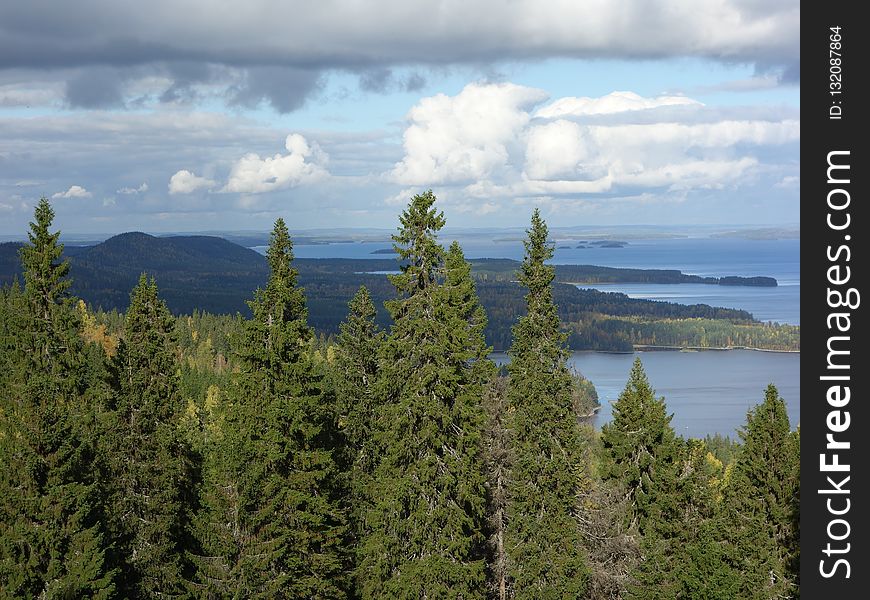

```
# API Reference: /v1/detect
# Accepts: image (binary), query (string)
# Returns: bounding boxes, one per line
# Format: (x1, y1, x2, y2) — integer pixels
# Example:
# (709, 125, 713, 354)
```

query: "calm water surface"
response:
(280, 237, 800, 439)
(493, 349, 800, 439)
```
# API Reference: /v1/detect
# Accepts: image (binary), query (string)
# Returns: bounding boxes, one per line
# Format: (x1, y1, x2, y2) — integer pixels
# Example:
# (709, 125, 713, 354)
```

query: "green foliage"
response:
(712, 384, 800, 598)
(504, 209, 589, 598)
(333, 285, 384, 570)
(573, 316, 800, 352)
(104, 274, 196, 597)
(600, 358, 679, 536)
(0, 198, 803, 599)
(0, 198, 115, 598)
(193, 218, 347, 598)
(0, 238, 799, 354)
(359, 192, 490, 599)
(702, 433, 741, 466)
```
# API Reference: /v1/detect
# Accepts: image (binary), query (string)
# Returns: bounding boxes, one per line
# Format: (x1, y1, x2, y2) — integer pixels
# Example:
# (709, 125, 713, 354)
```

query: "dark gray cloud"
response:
(358, 69, 428, 94)
(227, 66, 323, 113)
(358, 69, 394, 94)
(0, 1, 799, 111)
(65, 68, 126, 108)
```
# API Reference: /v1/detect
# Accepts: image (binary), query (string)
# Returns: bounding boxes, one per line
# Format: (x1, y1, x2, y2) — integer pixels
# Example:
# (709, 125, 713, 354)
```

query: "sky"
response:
(0, 0, 799, 235)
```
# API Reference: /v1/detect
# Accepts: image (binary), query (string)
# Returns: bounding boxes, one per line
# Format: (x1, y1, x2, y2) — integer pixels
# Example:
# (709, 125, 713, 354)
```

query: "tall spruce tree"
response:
(504, 209, 589, 598)
(105, 274, 195, 597)
(358, 191, 490, 599)
(194, 218, 346, 598)
(0, 198, 115, 597)
(715, 384, 800, 599)
(630, 438, 727, 599)
(600, 357, 680, 536)
(333, 285, 383, 569)
(335, 285, 383, 475)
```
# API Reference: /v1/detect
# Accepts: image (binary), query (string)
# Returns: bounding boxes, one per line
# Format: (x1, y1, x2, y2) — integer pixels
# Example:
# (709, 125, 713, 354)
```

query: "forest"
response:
(0, 234, 800, 354)
(0, 194, 799, 598)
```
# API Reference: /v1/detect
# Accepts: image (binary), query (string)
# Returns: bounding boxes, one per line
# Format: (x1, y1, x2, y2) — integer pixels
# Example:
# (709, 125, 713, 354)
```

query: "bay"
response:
(575, 282, 799, 325)
(493, 349, 800, 439)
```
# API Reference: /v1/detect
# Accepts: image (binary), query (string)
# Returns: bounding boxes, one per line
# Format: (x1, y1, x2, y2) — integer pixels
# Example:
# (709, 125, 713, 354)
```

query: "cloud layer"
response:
(0, 1, 799, 110)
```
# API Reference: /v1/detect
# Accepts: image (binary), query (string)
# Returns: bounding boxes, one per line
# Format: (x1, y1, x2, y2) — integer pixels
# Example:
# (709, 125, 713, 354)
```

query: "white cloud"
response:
(390, 84, 799, 204)
(168, 170, 216, 194)
(775, 175, 799, 188)
(535, 91, 701, 118)
(390, 82, 548, 185)
(52, 185, 91, 199)
(117, 182, 149, 194)
(223, 133, 328, 194)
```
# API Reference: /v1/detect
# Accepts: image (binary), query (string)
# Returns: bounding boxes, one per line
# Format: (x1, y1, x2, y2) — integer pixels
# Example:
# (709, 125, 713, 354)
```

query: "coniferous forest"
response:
(1, 193, 799, 598)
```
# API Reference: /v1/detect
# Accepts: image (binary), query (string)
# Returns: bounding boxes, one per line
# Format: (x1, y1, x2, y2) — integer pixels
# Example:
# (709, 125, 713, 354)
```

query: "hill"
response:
(0, 234, 798, 351)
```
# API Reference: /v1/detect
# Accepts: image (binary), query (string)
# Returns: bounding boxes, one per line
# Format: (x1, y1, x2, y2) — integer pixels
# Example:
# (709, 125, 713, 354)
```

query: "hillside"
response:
(0, 234, 798, 351)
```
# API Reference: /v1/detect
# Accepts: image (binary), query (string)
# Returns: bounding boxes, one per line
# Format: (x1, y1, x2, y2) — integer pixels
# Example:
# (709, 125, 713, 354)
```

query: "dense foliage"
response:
(0, 197, 800, 598)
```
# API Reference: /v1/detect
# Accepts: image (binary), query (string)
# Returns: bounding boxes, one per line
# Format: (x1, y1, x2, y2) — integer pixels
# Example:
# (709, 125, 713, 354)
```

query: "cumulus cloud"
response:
(391, 82, 548, 185)
(389, 83, 799, 203)
(117, 182, 149, 194)
(168, 170, 216, 194)
(52, 185, 92, 199)
(223, 133, 328, 194)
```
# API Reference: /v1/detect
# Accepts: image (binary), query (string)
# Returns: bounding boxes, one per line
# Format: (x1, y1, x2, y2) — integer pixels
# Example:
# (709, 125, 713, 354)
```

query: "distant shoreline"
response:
(632, 345, 799, 354)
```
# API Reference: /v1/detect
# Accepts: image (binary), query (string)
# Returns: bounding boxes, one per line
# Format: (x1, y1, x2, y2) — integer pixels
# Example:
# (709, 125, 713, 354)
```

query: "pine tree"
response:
(358, 191, 490, 599)
(194, 218, 346, 598)
(504, 209, 589, 598)
(0, 198, 115, 597)
(104, 274, 195, 597)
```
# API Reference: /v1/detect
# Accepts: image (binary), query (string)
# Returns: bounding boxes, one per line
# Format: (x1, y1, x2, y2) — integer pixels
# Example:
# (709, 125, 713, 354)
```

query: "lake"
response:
(270, 236, 799, 325)
(269, 234, 801, 439)
(493, 349, 800, 439)
(575, 282, 799, 325)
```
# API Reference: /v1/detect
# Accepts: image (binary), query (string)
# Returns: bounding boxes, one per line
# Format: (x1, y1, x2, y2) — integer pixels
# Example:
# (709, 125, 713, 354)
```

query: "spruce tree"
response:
(631, 439, 728, 599)
(194, 218, 346, 598)
(504, 209, 589, 598)
(333, 285, 383, 572)
(0, 198, 115, 597)
(600, 357, 679, 535)
(358, 191, 490, 599)
(105, 274, 195, 597)
(715, 384, 800, 598)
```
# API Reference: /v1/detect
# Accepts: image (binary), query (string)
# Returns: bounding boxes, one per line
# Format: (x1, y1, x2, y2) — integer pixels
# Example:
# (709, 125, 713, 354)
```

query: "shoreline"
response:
(493, 346, 801, 356)
(631, 344, 799, 354)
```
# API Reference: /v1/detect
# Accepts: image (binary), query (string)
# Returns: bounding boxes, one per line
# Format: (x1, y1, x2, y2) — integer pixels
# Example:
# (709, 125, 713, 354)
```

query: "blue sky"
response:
(0, 1, 799, 234)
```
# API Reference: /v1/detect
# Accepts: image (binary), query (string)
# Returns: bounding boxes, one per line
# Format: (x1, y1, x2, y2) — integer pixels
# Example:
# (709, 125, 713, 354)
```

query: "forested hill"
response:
(0, 233, 797, 351)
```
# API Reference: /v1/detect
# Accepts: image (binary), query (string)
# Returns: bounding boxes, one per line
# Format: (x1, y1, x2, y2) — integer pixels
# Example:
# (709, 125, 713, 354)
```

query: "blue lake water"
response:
(266, 235, 800, 438)
(271, 236, 800, 325)
(493, 350, 800, 439)
(576, 282, 799, 325)
(282, 236, 800, 289)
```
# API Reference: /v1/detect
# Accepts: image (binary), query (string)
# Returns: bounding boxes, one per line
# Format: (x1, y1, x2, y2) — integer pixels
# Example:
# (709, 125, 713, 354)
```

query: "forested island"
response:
(0, 194, 799, 598)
